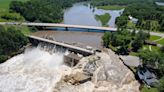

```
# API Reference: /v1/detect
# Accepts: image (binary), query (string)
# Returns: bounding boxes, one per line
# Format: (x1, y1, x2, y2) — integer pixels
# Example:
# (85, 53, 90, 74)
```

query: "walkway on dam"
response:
(0, 22, 117, 32)
(28, 35, 94, 55)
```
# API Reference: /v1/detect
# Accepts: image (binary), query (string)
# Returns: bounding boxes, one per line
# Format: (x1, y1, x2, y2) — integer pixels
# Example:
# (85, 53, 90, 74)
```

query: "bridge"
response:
(0, 22, 117, 32)
(28, 35, 95, 56)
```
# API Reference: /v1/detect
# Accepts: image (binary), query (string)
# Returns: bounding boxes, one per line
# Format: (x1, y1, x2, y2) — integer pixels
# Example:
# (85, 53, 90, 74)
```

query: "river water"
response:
(0, 46, 72, 92)
(0, 2, 124, 92)
(64, 2, 124, 28)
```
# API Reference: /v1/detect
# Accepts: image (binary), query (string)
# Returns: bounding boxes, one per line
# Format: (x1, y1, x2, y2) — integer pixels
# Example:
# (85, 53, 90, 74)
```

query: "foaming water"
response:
(0, 47, 72, 92)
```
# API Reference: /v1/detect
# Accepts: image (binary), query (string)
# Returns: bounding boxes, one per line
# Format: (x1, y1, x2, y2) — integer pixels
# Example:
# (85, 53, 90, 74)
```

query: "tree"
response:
(102, 32, 111, 47)
(131, 29, 136, 36)
(160, 46, 164, 53)
(131, 38, 143, 52)
(0, 26, 28, 63)
(158, 78, 164, 92)
(117, 45, 129, 55)
(139, 51, 163, 69)
(115, 16, 128, 28)
(136, 31, 150, 41)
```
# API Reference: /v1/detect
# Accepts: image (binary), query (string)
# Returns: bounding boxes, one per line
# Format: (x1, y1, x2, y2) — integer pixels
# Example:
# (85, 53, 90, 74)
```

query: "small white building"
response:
(128, 15, 138, 24)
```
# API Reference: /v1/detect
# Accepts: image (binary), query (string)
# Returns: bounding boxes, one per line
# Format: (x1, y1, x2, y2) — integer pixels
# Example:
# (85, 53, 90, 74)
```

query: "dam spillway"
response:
(28, 35, 95, 56)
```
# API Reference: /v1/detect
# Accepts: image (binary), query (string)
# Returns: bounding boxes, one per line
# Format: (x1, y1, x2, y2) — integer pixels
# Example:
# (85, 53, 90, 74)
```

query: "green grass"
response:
(151, 46, 160, 52)
(149, 35, 161, 41)
(129, 52, 139, 56)
(156, 38, 164, 45)
(95, 13, 111, 27)
(0, 0, 28, 11)
(97, 5, 126, 10)
(142, 45, 150, 51)
(4, 25, 31, 35)
(109, 45, 117, 52)
(141, 86, 158, 92)
(127, 21, 136, 29)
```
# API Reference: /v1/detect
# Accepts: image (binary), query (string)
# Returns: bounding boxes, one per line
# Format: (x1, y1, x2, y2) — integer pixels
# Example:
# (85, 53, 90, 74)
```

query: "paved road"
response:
(131, 29, 164, 37)
(0, 22, 117, 31)
(0, 22, 164, 37)
(149, 31, 164, 37)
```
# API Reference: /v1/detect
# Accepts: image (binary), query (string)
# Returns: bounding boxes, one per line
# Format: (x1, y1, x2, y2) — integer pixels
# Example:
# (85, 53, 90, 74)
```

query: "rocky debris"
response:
(53, 49, 140, 92)
(83, 56, 100, 76)
(63, 72, 91, 85)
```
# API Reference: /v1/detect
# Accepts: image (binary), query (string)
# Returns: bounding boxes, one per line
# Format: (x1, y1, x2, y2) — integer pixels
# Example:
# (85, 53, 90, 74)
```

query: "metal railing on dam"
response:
(28, 35, 95, 56)
(0, 22, 117, 32)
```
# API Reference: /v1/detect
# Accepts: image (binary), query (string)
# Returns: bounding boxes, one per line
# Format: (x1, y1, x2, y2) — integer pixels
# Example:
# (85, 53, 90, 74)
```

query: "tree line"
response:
(90, 0, 164, 32)
(102, 29, 150, 54)
(9, 0, 89, 23)
(0, 26, 28, 63)
(123, 2, 164, 32)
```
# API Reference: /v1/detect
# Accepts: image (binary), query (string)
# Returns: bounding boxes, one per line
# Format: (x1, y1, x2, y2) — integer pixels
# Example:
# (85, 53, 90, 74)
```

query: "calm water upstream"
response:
(64, 2, 124, 28)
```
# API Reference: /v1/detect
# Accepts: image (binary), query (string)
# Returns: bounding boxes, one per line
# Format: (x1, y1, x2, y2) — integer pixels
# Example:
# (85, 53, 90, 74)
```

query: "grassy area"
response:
(129, 52, 139, 56)
(0, 0, 27, 22)
(0, 0, 28, 11)
(156, 38, 164, 45)
(141, 86, 158, 92)
(97, 5, 126, 10)
(151, 46, 160, 52)
(127, 21, 136, 29)
(4, 25, 31, 35)
(149, 35, 161, 41)
(95, 13, 111, 27)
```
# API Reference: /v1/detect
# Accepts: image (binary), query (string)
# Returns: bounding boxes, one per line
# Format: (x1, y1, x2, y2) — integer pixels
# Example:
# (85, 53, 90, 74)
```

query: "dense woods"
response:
(102, 29, 150, 54)
(123, 2, 164, 32)
(91, 0, 164, 32)
(0, 26, 28, 63)
(9, 0, 89, 23)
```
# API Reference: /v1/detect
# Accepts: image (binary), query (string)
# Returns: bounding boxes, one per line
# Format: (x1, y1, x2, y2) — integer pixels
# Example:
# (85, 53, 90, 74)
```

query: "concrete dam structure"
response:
(28, 35, 95, 56)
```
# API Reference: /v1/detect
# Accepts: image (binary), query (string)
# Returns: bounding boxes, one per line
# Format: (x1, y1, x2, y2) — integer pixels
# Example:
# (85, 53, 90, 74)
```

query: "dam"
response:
(28, 35, 95, 56)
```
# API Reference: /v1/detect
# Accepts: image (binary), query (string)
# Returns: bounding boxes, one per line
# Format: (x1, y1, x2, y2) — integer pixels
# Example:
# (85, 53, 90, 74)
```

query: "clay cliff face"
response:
(54, 49, 140, 92)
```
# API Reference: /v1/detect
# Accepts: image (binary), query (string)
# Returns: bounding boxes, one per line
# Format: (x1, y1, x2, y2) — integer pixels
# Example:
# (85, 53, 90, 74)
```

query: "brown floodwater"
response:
(31, 31, 104, 49)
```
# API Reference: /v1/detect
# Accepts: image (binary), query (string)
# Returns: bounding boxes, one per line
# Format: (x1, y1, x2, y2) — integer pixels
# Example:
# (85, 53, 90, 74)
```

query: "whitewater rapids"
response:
(0, 47, 72, 92)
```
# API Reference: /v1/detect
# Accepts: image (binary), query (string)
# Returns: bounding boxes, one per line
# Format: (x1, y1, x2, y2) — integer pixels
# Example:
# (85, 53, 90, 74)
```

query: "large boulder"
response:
(54, 49, 140, 92)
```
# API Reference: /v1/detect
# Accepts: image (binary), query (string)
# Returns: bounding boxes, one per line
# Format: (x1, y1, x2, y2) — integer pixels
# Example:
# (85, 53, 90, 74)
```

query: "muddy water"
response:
(31, 31, 104, 49)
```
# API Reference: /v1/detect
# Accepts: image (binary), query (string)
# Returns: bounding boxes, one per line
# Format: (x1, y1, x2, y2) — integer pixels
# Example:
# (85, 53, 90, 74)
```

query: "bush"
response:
(0, 55, 8, 63)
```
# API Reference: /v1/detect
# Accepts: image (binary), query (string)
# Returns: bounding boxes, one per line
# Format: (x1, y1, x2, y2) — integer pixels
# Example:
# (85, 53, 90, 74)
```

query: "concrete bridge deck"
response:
(0, 22, 117, 31)
(28, 35, 94, 55)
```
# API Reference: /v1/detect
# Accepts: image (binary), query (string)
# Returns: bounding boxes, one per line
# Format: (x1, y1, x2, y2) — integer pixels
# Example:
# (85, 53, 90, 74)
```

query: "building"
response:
(128, 15, 138, 24)
(137, 67, 159, 86)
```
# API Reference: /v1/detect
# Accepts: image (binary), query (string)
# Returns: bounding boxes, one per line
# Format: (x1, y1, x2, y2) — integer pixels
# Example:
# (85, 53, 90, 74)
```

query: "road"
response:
(0, 22, 117, 31)
(149, 31, 164, 37)
(0, 22, 164, 37)
(130, 29, 164, 37)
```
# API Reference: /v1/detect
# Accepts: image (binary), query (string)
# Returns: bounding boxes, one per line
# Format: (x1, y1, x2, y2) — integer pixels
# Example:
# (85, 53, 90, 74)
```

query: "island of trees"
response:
(91, 0, 164, 32)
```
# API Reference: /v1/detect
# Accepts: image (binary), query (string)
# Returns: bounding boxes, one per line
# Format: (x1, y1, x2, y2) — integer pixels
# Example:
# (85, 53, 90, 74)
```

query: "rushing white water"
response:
(0, 47, 72, 92)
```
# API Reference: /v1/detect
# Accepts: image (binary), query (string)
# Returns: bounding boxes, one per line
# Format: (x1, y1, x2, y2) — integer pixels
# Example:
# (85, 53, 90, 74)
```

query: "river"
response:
(64, 2, 124, 28)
